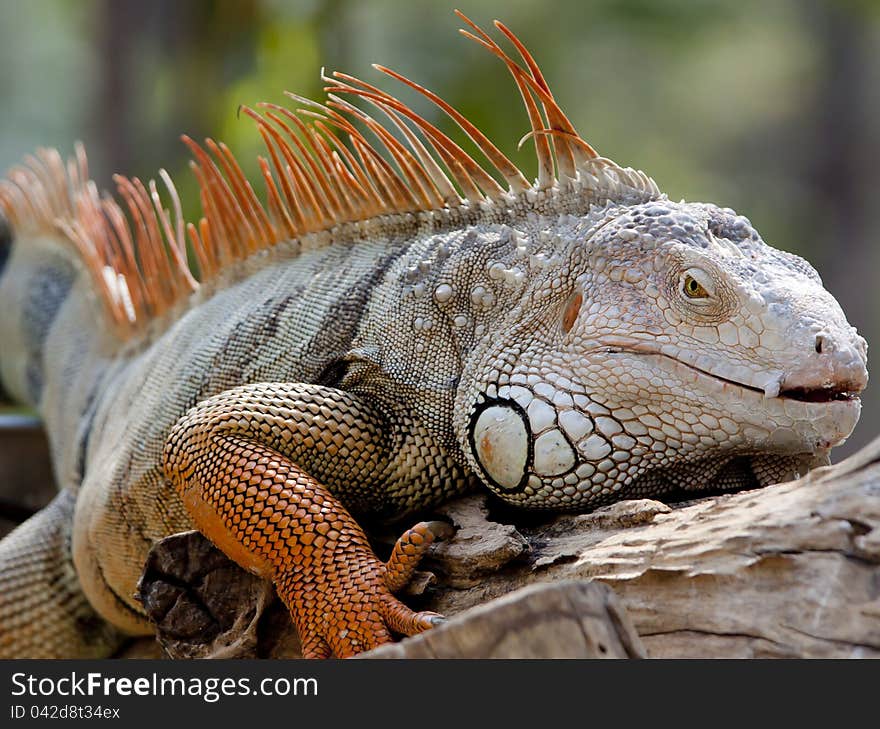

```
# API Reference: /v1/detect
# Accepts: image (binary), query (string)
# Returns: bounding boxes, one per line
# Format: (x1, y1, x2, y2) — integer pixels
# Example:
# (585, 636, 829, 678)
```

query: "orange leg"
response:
(163, 383, 445, 658)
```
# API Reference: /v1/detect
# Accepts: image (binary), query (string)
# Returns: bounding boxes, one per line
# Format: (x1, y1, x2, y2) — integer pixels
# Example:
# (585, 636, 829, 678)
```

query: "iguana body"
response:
(0, 14, 867, 658)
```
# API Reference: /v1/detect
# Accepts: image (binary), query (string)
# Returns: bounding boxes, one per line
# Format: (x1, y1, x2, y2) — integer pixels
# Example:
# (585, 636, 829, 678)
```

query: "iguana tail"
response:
(0, 490, 125, 658)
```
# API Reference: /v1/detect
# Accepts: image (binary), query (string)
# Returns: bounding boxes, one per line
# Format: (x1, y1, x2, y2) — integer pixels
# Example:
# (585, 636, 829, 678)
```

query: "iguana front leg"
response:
(163, 382, 444, 658)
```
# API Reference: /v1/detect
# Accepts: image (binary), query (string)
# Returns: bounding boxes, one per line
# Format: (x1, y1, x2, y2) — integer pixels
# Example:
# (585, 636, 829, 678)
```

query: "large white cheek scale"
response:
(533, 428, 576, 476)
(471, 404, 529, 490)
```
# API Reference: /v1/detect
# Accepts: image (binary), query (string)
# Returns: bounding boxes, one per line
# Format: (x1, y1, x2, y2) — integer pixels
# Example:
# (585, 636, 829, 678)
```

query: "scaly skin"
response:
(0, 17, 868, 658)
(163, 383, 445, 657)
(454, 200, 867, 508)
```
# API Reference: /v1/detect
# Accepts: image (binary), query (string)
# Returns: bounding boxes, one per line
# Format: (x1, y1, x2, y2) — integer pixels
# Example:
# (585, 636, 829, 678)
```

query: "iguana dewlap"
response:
(0, 12, 867, 658)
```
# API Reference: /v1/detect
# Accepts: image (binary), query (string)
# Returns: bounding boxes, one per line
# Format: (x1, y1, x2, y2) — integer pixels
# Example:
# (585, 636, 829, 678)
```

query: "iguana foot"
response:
(290, 521, 446, 659)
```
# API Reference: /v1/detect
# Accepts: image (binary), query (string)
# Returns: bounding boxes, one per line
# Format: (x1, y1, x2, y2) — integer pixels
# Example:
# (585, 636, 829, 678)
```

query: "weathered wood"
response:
(136, 436, 880, 658)
(135, 529, 292, 659)
(361, 580, 645, 658)
(423, 439, 880, 658)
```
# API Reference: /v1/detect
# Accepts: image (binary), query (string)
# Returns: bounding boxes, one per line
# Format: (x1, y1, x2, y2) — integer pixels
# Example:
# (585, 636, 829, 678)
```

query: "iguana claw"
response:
(291, 521, 447, 659)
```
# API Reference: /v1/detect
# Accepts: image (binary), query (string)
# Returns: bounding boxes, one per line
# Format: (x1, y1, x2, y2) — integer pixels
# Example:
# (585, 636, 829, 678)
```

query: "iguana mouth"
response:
(776, 385, 860, 403)
(604, 345, 862, 404)
(670, 357, 861, 403)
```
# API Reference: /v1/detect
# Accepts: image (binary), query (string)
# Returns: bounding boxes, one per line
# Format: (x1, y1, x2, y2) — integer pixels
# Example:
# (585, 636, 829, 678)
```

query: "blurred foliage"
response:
(0, 0, 878, 455)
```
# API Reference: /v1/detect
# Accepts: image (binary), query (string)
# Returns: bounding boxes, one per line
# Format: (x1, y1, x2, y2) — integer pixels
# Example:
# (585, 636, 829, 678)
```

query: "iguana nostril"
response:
(780, 329, 868, 400)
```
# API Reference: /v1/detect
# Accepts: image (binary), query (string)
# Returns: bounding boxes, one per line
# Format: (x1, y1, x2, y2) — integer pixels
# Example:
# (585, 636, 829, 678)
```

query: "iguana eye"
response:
(682, 272, 709, 299)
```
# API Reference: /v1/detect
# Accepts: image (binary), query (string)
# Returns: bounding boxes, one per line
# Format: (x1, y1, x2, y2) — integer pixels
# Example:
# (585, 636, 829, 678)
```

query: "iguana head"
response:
(456, 196, 867, 509)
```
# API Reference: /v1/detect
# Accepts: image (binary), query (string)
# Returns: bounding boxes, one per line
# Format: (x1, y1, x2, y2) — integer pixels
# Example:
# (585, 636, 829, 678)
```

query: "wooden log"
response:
(361, 580, 644, 658)
(423, 439, 880, 658)
(135, 529, 289, 659)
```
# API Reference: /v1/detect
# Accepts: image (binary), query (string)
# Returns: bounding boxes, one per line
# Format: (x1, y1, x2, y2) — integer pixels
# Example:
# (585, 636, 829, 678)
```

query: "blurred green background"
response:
(0, 0, 878, 458)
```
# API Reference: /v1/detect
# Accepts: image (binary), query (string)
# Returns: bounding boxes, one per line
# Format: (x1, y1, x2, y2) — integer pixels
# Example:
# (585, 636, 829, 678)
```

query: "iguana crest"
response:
(0, 11, 658, 337)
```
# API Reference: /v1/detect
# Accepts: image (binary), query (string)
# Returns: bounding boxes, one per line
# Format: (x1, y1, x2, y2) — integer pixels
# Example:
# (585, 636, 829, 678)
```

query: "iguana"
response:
(0, 12, 867, 659)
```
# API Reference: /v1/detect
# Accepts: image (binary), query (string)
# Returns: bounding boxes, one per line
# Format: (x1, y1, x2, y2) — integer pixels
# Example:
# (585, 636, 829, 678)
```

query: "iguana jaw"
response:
(630, 350, 860, 445)
(608, 343, 864, 405)
(460, 335, 863, 509)
(594, 323, 866, 397)
(593, 341, 863, 452)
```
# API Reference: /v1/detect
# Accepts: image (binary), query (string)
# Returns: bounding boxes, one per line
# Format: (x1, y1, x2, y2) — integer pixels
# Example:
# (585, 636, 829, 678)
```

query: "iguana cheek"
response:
(470, 394, 582, 493)
(470, 402, 529, 491)
(532, 429, 576, 476)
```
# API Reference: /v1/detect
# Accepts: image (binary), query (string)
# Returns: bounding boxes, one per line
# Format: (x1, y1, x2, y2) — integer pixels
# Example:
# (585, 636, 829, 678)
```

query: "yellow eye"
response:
(683, 274, 709, 299)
